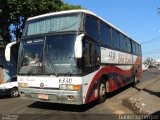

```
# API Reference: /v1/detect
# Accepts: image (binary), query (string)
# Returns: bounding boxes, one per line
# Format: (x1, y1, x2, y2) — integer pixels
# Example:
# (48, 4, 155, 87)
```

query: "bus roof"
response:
(27, 9, 140, 44)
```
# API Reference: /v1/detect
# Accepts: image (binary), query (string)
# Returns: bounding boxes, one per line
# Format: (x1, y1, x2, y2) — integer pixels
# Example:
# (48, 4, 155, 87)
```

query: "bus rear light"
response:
(59, 84, 80, 91)
(18, 83, 28, 88)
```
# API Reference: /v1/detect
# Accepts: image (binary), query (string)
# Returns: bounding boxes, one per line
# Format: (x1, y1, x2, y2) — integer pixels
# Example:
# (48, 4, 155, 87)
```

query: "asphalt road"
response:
(0, 69, 160, 120)
(142, 68, 160, 81)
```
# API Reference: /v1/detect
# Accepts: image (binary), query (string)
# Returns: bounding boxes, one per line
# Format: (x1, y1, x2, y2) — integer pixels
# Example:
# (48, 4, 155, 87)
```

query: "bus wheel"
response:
(97, 80, 106, 103)
(11, 88, 19, 97)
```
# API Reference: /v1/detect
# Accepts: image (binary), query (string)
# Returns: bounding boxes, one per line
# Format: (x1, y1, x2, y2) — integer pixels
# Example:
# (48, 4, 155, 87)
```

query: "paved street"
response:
(142, 69, 160, 81)
(0, 69, 160, 120)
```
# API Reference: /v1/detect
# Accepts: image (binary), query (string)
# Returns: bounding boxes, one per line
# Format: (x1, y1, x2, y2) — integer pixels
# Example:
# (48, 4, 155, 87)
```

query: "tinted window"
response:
(126, 38, 132, 53)
(83, 40, 100, 74)
(112, 29, 120, 49)
(100, 22, 111, 46)
(83, 42, 92, 68)
(136, 43, 142, 55)
(11, 77, 17, 82)
(138, 45, 142, 55)
(132, 41, 136, 54)
(25, 13, 82, 36)
(120, 34, 127, 51)
(94, 44, 100, 68)
(85, 15, 99, 41)
(135, 43, 139, 55)
(7, 77, 17, 82)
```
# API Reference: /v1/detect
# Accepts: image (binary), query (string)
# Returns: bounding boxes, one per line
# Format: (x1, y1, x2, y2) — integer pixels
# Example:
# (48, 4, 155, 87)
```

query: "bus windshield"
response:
(23, 13, 82, 36)
(18, 39, 44, 75)
(17, 34, 82, 75)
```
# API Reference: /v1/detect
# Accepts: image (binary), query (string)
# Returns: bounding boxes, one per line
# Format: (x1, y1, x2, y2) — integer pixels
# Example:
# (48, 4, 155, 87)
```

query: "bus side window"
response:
(82, 39, 100, 74)
(83, 41, 92, 68)
(100, 21, 111, 47)
(138, 44, 142, 56)
(94, 44, 100, 68)
(85, 15, 99, 42)
(112, 29, 120, 49)
(126, 38, 132, 53)
(132, 41, 136, 54)
(120, 33, 127, 51)
(136, 43, 140, 55)
(135, 43, 138, 55)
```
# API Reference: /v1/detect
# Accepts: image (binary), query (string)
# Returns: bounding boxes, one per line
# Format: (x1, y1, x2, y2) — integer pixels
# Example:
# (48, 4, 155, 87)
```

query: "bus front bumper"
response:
(19, 88, 83, 105)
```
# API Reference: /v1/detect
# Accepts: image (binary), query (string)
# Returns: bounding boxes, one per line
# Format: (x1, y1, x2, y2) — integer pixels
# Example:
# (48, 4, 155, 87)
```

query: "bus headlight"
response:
(18, 83, 28, 88)
(59, 84, 80, 91)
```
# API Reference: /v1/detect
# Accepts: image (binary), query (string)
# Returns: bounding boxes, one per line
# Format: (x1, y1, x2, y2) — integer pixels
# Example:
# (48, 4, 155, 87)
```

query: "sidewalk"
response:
(123, 78, 160, 115)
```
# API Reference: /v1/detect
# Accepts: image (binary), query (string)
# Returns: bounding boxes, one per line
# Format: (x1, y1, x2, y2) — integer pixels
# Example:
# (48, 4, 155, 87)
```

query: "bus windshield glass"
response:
(18, 39, 44, 75)
(23, 13, 82, 36)
(17, 35, 82, 75)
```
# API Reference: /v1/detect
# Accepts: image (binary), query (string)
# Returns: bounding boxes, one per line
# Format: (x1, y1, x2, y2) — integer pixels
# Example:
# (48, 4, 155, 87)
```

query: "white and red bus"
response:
(5, 10, 142, 104)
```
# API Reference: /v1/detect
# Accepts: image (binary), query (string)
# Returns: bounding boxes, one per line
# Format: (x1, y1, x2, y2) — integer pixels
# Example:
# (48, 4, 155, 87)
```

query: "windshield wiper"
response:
(27, 60, 42, 76)
(46, 55, 58, 77)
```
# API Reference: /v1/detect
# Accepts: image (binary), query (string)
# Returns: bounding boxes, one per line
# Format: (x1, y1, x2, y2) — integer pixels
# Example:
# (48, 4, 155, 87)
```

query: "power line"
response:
(143, 45, 160, 55)
(143, 48, 160, 53)
(143, 51, 160, 55)
(141, 36, 160, 45)
(143, 52, 160, 55)
(143, 48, 160, 55)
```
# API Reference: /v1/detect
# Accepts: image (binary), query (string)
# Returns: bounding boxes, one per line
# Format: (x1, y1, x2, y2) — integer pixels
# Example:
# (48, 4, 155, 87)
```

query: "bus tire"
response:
(97, 80, 106, 104)
(10, 87, 19, 97)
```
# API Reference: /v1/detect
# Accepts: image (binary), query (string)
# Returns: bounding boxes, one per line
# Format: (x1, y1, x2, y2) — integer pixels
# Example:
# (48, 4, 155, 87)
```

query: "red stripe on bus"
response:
(84, 66, 129, 103)
(85, 56, 142, 104)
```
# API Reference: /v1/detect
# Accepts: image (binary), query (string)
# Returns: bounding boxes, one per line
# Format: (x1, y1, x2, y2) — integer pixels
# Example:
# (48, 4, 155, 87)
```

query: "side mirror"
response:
(5, 41, 17, 61)
(74, 34, 84, 58)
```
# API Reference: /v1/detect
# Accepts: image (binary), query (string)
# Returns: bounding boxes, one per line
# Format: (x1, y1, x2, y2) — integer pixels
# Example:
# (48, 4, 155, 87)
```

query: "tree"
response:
(59, 3, 82, 11)
(143, 57, 156, 65)
(0, 0, 82, 44)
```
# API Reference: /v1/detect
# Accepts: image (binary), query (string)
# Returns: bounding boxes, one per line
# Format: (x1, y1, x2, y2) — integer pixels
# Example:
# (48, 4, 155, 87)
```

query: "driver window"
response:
(83, 42, 92, 68)
(83, 39, 100, 74)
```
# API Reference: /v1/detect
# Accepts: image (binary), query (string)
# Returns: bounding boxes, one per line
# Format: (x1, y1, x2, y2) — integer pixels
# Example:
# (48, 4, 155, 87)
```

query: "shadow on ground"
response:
(143, 89, 160, 97)
(0, 95, 13, 99)
(28, 100, 98, 112)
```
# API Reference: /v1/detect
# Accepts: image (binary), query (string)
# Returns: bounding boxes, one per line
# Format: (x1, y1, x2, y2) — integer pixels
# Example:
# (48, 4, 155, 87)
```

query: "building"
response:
(156, 59, 160, 65)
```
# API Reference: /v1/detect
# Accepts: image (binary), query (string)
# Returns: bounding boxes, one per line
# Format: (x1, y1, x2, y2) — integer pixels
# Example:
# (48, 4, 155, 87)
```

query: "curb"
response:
(136, 77, 160, 90)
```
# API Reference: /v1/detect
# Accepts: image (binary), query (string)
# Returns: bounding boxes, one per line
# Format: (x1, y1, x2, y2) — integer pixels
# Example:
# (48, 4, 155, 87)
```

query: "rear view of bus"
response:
(16, 10, 142, 105)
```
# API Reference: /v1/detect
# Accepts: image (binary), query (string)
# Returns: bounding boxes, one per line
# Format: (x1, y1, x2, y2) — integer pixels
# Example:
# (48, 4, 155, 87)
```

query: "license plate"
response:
(38, 94, 49, 100)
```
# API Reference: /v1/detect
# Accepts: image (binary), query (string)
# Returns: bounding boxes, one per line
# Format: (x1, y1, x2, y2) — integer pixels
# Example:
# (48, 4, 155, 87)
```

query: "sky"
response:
(64, 0, 160, 61)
